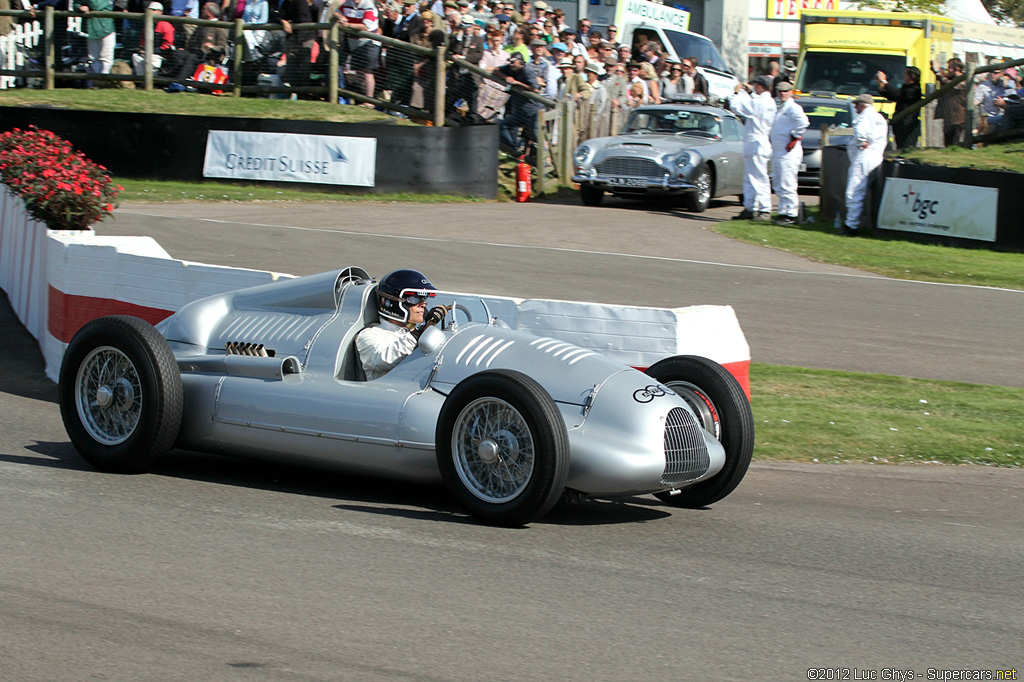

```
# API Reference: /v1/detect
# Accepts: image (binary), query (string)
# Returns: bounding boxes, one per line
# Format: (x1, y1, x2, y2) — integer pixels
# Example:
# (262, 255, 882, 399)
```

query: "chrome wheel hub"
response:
(477, 438, 500, 464)
(696, 172, 711, 204)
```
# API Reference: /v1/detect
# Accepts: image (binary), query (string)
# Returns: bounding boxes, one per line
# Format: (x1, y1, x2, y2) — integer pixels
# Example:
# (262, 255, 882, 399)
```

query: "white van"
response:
(588, 0, 739, 103)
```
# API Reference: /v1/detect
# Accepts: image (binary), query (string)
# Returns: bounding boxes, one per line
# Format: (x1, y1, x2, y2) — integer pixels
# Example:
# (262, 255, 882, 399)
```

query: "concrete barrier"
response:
(2, 188, 751, 396)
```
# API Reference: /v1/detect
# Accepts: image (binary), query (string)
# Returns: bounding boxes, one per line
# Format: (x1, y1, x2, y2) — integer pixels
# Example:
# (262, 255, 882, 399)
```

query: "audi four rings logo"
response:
(633, 385, 667, 403)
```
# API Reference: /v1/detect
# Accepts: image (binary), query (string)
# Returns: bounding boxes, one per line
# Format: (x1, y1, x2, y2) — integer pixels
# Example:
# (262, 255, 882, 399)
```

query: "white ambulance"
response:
(588, 0, 740, 103)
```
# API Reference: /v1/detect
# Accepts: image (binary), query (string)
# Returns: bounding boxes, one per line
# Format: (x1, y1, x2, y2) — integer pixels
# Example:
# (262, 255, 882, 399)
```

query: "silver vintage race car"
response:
(58, 267, 754, 526)
(572, 102, 745, 212)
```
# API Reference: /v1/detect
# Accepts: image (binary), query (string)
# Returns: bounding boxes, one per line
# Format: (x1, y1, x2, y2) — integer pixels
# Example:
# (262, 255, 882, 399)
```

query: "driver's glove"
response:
(413, 305, 448, 338)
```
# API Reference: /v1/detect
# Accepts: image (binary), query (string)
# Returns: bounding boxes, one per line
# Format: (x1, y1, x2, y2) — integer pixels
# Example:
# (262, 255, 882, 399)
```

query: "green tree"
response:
(854, 0, 948, 13)
(981, 0, 1024, 25)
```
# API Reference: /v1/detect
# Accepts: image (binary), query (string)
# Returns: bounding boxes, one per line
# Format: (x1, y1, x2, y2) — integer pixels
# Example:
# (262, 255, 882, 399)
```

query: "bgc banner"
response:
(878, 178, 998, 242)
(203, 131, 377, 187)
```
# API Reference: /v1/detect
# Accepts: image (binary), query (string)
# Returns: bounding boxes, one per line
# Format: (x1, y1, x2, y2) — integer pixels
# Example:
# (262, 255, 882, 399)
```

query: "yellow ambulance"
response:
(795, 9, 954, 118)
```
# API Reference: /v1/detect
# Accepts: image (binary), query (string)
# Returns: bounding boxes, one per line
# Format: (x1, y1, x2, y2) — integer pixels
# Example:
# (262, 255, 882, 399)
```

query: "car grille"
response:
(661, 407, 711, 486)
(595, 157, 666, 179)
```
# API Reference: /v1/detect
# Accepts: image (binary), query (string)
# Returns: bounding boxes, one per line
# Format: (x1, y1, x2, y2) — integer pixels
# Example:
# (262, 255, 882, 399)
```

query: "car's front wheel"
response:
(59, 316, 183, 473)
(436, 370, 569, 526)
(580, 183, 604, 206)
(683, 164, 713, 212)
(644, 355, 753, 508)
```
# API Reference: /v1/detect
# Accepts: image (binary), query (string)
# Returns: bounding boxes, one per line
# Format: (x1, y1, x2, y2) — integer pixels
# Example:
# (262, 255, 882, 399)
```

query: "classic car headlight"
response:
(675, 151, 698, 169)
(574, 145, 591, 165)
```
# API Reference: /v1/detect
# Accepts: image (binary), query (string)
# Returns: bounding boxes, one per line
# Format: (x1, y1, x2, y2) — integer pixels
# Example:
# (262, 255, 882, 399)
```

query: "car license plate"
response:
(607, 177, 647, 187)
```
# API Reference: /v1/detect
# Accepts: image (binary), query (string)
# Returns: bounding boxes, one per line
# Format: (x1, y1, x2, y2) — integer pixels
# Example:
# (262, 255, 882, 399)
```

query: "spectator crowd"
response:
(3, 0, 1022, 160)
(3, 0, 722, 154)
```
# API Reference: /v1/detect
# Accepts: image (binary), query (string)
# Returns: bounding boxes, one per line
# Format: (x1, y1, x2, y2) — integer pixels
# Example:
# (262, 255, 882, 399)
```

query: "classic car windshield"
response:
(622, 110, 722, 137)
(798, 101, 853, 131)
(428, 292, 520, 328)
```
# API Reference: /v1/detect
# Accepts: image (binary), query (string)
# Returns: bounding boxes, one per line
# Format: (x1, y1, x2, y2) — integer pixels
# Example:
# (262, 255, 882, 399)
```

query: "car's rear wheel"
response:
(580, 184, 604, 206)
(645, 356, 753, 508)
(59, 316, 182, 473)
(683, 164, 713, 212)
(436, 370, 569, 527)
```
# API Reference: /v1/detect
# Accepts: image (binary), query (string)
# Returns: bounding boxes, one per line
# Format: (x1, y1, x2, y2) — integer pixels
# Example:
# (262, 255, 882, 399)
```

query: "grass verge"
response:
(0, 89, 405, 123)
(113, 177, 485, 203)
(713, 206, 1024, 291)
(896, 140, 1024, 174)
(115, 157, 577, 203)
(750, 363, 1023, 467)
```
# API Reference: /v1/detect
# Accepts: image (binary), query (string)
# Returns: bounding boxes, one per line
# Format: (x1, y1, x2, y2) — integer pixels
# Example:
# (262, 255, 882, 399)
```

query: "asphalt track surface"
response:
(1, 197, 1021, 681)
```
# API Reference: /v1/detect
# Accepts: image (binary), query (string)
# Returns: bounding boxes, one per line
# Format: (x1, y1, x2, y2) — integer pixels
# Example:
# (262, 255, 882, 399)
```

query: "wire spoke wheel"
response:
(684, 164, 713, 212)
(645, 356, 754, 508)
(695, 169, 711, 205)
(59, 316, 182, 474)
(75, 346, 143, 446)
(452, 397, 535, 504)
(437, 370, 569, 526)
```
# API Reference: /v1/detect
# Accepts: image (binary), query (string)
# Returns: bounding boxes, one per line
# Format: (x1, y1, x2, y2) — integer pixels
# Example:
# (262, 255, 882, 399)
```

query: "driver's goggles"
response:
(399, 289, 436, 305)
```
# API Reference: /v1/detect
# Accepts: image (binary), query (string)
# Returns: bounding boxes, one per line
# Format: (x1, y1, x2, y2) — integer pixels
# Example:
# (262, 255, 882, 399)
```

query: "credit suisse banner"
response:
(203, 131, 377, 187)
(878, 178, 998, 242)
(766, 0, 836, 21)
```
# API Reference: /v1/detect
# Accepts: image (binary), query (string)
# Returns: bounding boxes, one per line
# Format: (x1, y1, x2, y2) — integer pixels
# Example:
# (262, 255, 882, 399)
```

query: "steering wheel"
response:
(441, 303, 475, 330)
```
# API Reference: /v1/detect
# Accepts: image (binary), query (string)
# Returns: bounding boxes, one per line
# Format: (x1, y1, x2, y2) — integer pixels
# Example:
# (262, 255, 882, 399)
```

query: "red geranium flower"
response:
(0, 126, 119, 230)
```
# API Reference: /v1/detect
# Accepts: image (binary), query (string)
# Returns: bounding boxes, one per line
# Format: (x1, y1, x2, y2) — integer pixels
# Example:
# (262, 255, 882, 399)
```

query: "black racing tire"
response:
(645, 355, 754, 508)
(436, 370, 570, 527)
(59, 315, 182, 474)
(580, 184, 604, 207)
(683, 163, 713, 213)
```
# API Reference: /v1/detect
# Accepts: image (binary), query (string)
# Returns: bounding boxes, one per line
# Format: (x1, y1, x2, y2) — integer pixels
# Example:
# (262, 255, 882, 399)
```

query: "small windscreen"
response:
(623, 110, 722, 137)
(798, 102, 853, 129)
(796, 53, 907, 96)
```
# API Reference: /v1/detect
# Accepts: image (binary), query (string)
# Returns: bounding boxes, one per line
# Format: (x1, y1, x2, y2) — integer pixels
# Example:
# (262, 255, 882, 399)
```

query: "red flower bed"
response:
(0, 126, 120, 230)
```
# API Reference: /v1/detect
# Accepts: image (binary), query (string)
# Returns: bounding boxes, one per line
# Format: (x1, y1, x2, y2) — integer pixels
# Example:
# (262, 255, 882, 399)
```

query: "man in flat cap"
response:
(768, 81, 808, 225)
(729, 74, 777, 220)
(395, 0, 424, 42)
(842, 93, 888, 236)
(527, 37, 558, 98)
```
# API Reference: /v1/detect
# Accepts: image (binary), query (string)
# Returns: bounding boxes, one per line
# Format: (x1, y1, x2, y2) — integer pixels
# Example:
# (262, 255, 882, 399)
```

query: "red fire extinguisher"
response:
(515, 155, 531, 202)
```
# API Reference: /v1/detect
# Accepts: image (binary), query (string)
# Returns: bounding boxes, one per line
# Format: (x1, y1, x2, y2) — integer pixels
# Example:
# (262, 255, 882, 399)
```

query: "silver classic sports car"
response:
(59, 267, 754, 527)
(572, 103, 745, 212)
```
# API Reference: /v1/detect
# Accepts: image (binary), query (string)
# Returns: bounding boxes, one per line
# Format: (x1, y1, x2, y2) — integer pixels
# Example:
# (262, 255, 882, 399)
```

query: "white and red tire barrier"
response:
(2, 186, 751, 396)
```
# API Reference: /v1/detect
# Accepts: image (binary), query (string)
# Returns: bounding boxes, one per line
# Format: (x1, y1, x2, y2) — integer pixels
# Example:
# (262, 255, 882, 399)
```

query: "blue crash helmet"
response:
(377, 269, 437, 325)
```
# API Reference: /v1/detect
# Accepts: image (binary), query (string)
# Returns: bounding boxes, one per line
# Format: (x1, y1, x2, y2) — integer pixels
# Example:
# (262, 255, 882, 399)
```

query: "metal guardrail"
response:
(0, 7, 556, 128)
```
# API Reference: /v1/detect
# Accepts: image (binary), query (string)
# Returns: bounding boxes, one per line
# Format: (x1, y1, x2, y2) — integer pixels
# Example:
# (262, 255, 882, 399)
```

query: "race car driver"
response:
(356, 269, 448, 380)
